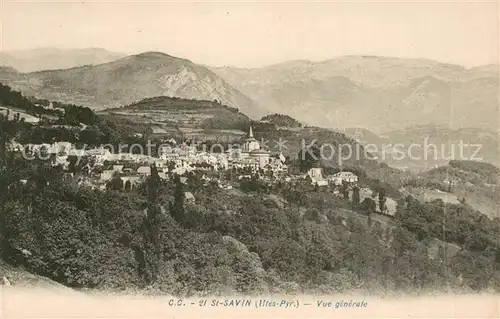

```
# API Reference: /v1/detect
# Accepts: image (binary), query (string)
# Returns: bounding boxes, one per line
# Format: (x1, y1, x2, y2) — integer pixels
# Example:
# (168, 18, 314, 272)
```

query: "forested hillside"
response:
(1, 83, 499, 295)
(260, 113, 302, 128)
(101, 96, 251, 141)
(1, 156, 500, 295)
(411, 160, 500, 218)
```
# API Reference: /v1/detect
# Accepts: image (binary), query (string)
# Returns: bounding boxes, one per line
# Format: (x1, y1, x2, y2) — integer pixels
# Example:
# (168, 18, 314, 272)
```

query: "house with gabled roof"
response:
(328, 171, 358, 185)
(307, 167, 328, 186)
(137, 166, 151, 176)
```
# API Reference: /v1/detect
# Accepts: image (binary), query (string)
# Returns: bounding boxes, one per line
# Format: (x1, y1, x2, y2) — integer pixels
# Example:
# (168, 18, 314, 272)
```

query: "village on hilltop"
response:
(8, 125, 360, 195)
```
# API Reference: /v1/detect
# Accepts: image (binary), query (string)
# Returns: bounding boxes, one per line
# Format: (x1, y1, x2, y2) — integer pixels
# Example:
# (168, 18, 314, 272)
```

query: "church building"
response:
(227, 126, 270, 169)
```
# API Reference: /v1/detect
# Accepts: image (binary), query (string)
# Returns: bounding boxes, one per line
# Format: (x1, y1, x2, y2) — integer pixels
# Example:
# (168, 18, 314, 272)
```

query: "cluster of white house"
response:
(306, 167, 358, 186)
(9, 126, 358, 189)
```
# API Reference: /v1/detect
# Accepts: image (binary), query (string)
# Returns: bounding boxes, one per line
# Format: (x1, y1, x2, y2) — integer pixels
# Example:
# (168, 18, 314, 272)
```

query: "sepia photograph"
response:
(0, 0, 498, 318)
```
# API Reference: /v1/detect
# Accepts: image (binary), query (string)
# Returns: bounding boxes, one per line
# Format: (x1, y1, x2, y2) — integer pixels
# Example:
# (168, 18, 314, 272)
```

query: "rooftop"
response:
(249, 149, 270, 155)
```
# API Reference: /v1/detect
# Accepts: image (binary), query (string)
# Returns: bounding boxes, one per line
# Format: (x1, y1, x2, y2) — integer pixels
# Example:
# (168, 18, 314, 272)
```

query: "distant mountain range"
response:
(0, 51, 262, 117)
(0, 48, 126, 72)
(0, 49, 498, 134)
(340, 124, 499, 170)
(211, 56, 499, 133)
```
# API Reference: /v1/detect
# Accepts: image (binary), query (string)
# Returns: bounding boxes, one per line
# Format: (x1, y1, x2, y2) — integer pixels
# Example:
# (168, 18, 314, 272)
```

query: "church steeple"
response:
(243, 125, 260, 152)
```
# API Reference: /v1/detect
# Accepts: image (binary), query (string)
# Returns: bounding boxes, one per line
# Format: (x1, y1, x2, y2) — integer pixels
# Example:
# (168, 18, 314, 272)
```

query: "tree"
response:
(107, 173, 124, 191)
(298, 145, 320, 173)
(341, 181, 349, 200)
(378, 188, 387, 214)
(141, 164, 163, 284)
(124, 180, 132, 191)
(170, 174, 185, 223)
(361, 197, 376, 214)
(304, 208, 323, 224)
(167, 161, 176, 175)
(352, 186, 361, 205)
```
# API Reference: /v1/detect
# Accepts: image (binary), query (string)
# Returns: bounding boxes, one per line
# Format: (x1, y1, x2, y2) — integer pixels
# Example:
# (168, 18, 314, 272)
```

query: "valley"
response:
(340, 125, 500, 172)
(211, 57, 499, 133)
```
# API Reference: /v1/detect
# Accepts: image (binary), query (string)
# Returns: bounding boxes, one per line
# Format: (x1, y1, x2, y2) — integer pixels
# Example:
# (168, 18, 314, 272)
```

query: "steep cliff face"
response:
(0, 52, 262, 117)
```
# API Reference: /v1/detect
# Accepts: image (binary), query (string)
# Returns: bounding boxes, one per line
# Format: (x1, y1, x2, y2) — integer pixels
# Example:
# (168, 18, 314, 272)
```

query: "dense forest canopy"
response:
(449, 160, 500, 180)
(1, 153, 500, 295)
(260, 113, 302, 128)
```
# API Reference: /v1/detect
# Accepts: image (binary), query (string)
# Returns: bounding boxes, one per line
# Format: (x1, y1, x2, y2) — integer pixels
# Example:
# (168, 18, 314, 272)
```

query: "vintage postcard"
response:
(0, 0, 498, 318)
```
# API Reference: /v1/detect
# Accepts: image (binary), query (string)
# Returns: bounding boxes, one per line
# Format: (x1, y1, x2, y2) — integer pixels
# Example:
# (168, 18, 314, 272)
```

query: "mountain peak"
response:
(129, 51, 194, 65)
(132, 51, 183, 60)
(0, 50, 260, 117)
(134, 51, 171, 58)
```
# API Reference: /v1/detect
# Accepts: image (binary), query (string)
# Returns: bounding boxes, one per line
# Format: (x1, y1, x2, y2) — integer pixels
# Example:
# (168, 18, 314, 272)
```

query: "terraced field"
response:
(0, 106, 40, 123)
(99, 96, 251, 141)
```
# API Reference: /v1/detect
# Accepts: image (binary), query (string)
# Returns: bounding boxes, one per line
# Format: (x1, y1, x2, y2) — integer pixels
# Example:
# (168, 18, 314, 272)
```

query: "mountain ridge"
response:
(0, 51, 497, 133)
(0, 48, 126, 73)
(0, 52, 263, 118)
(210, 56, 498, 132)
(213, 55, 497, 72)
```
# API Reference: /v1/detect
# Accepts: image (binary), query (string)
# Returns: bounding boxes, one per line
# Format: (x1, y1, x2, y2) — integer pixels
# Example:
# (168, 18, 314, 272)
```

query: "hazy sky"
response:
(1, 1, 498, 68)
